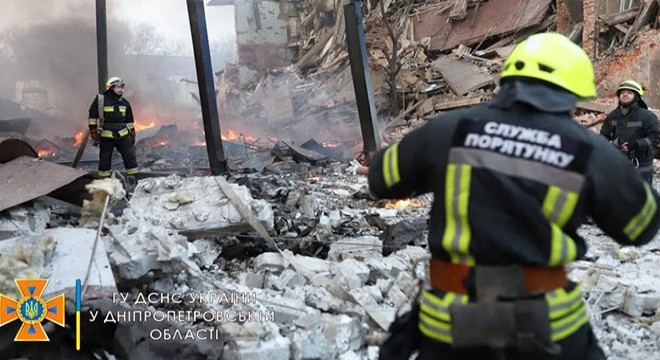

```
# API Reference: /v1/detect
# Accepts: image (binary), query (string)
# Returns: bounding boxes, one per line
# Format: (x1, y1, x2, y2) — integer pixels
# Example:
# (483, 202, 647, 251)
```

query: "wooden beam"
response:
(599, 7, 639, 26)
(623, 0, 659, 47)
(434, 96, 485, 111)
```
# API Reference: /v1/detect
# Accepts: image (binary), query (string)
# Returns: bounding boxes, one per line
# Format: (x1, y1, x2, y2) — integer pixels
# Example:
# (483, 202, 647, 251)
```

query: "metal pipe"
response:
(186, 0, 227, 174)
(344, 0, 381, 162)
(96, 0, 108, 93)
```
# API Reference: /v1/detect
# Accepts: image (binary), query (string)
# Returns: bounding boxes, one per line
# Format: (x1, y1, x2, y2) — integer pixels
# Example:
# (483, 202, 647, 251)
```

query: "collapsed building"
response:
(1, 0, 660, 359)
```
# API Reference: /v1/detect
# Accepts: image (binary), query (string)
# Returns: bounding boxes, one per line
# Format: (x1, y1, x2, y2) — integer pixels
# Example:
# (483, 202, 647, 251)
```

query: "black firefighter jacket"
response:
(368, 85, 660, 268)
(600, 103, 660, 169)
(88, 91, 135, 139)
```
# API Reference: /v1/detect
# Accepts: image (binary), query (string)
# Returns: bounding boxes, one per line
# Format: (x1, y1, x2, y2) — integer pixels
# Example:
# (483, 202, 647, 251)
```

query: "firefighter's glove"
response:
(129, 129, 136, 143)
(90, 129, 99, 141)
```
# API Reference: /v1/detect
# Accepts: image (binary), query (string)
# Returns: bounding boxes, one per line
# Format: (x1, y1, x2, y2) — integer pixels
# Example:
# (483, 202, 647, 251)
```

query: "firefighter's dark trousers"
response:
(417, 323, 606, 360)
(98, 135, 138, 177)
(638, 166, 653, 186)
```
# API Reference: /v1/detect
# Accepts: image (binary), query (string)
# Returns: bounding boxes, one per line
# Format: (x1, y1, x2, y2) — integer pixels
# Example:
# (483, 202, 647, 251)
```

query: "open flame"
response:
(383, 198, 425, 209)
(72, 130, 86, 147)
(135, 121, 157, 132)
(37, 148, 57, 158)
(221, 129, 257, 142)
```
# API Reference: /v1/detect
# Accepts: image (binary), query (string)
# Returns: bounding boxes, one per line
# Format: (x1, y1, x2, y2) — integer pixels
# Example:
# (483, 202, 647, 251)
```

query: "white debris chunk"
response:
(291, 314, 364, 360)
(335, 258, 370, 284)
(223, 334, 291, 360)
(191, 238, 222, 267)
(327, 236, 383, 261)
(104, 223, 197, 280)
(254, 252, 290, 274)
(129, 174, 274, 236)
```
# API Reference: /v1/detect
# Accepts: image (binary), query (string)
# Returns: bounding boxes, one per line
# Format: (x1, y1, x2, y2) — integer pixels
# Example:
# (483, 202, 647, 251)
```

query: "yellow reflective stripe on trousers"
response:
(545, 286, 589, 341)
(88, 118, 98, 125)
(542, 186, 578, 265)
(382, 142, 401, 188)
(98, 171, 111, 177)
(442, 164, 474, 265)
(127, 168, 139, 175)
(624, 183, 657, 241)
(419, 291, 468, 343)
(546, 287, 584, 320)
(546, 286, 589, 341)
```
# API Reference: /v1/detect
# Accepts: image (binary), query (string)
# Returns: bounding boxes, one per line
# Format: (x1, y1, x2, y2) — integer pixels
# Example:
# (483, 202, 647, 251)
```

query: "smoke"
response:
(0, 0, 236, 138)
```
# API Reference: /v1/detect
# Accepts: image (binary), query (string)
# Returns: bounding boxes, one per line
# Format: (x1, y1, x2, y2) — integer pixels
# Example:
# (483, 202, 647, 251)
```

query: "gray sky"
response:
(0, 0, 235, 42)
(115, 0, 236, 40)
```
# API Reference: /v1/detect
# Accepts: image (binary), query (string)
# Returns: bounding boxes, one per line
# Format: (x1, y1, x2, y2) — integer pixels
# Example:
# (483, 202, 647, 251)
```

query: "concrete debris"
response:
(0, 228, 117, 300)
(291, 314, 365, 360)
(0, 200, 50, 240)
(129, 174, 274, 238)
(104, 222, 198, 281)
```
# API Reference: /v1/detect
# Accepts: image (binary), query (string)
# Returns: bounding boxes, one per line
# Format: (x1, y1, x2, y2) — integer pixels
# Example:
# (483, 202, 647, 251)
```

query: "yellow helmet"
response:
(105, 76, 125, 90)
(500, 32, 596, 99)
(616, 80, 644, 96)
(616, 80, 647, 108)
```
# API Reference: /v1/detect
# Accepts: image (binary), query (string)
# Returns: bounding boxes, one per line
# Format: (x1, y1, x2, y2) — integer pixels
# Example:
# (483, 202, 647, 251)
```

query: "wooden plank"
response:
(449, 0, 468, 21)
(599, 7, 639, 26)
(434, 96, 485, 111)
(432, 56, 494, 95)
(576, 101, 614, 113)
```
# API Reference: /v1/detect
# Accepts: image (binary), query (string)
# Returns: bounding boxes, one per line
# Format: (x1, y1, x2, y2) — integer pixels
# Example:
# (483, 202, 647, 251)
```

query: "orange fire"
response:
(383, 198, 425, 209)
(72, 130, 86, 146)
(135, 121, 157, 132)
(221, 129, 257, 142)
(37, 148, 56, 158)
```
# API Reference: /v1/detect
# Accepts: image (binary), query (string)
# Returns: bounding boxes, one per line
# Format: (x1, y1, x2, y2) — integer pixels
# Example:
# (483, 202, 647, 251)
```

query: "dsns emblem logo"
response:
(0, 279, 65, 341)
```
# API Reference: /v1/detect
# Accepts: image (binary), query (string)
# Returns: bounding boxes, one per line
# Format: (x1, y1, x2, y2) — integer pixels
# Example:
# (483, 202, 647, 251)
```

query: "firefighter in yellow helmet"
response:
(368, 33, 658, 360)
(87, 76, 139, 178)
(600, 80, 659, 185)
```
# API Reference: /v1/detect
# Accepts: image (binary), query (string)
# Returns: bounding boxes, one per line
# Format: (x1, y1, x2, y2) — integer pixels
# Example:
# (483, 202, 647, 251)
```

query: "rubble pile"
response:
(0, 153, 658, 359)
(221, 0, 660, 128)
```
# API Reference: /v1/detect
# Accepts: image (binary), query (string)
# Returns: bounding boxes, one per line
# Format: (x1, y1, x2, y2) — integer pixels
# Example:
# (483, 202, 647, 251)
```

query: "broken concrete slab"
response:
(327, 236, 383, 262)
(223, 334, 291, 360)
(0, 228, 117, 301)
(104, 223, 198, 281)
(290, 314, 365, 360)
(0, 200, 51, 240)
(129, 174, 274, 239)
(432, 56, 494, 96)
(254, 252, 291, 274)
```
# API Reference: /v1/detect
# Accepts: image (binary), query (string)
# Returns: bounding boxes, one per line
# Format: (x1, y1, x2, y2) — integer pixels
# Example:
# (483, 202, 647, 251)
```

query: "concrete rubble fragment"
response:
(0, 228, 117, 300)
(128, 174, 275, 238)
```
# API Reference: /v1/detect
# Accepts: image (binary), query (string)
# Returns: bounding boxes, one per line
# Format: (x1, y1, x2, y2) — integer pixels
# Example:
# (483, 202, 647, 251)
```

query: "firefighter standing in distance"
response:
(368, 32, 659, 360)
(599, 80, 659, 185)
(88, 77, 139, 178)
